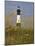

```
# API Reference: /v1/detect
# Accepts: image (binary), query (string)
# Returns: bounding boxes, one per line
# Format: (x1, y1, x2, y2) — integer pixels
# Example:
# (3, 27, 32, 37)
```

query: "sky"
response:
(5, 1, 34, 16)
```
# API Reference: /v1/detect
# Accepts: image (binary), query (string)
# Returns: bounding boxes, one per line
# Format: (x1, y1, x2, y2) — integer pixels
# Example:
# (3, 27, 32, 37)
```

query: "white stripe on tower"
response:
(16, 15, 21, 23)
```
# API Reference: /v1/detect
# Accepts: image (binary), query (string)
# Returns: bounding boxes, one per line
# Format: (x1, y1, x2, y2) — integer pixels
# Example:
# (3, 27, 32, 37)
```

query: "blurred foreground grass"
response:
(5, 26, 34, 45)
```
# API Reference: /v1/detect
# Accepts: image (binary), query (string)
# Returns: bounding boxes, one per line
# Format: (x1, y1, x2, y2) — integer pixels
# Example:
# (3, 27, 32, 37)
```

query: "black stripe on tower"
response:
(17, 9, 20, 15)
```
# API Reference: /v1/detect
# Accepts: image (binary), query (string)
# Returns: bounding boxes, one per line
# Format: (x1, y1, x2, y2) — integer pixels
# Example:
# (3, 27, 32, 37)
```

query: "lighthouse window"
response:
(17, 9, 20, 15)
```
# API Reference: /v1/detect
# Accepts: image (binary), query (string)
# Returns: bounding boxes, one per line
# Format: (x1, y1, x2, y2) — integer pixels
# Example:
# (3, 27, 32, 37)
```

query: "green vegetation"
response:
(5, 26, 34, 45)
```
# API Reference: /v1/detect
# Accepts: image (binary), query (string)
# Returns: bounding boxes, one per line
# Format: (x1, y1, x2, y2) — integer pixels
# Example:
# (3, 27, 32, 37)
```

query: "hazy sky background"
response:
(5, 1, 33, 16)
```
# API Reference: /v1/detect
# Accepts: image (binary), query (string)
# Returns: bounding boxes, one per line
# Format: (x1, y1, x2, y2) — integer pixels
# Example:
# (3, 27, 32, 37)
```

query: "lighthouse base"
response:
(16, 23, 21, 27)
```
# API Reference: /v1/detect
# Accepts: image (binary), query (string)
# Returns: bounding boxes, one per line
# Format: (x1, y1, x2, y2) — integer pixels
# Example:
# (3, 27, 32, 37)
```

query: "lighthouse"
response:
(16, 6, 21, 27)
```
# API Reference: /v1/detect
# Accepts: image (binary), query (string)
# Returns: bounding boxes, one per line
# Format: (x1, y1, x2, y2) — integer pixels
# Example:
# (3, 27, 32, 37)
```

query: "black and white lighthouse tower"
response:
(16, 6, 21, 27)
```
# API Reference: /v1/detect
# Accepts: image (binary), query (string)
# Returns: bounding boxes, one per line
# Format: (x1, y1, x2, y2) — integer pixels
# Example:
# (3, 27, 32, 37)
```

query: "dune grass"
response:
(5, 26, 34, 45)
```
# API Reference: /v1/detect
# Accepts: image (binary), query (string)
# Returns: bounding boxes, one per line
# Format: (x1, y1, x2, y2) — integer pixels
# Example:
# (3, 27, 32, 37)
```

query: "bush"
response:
(5, 26, 34, 45)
